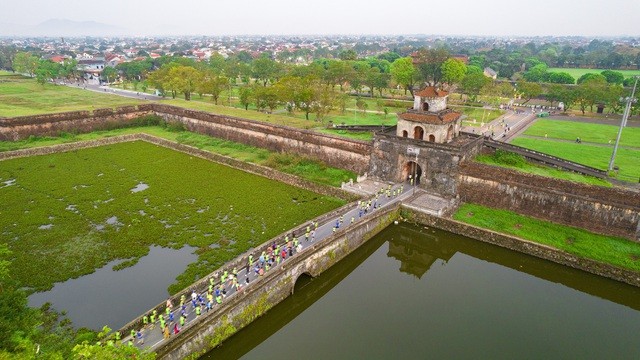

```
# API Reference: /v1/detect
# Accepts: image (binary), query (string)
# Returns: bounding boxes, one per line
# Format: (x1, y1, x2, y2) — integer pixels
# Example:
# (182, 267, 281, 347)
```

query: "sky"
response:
(1, 0, 639, 37)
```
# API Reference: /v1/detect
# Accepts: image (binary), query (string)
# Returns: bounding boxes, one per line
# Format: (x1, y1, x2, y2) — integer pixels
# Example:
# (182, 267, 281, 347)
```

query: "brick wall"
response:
(458, 162, 640, 240)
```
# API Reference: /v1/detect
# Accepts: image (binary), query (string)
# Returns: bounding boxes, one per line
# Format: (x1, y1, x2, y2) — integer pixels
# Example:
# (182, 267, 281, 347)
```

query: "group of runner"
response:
(110, 182, 407, 348)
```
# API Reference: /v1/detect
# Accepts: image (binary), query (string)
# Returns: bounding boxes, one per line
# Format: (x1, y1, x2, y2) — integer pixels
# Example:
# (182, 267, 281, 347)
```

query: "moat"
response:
(201, 223, 640, 359)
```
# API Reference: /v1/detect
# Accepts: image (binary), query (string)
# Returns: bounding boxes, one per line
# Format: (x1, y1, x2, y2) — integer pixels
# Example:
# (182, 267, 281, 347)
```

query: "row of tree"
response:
(12, 52, 81, 84)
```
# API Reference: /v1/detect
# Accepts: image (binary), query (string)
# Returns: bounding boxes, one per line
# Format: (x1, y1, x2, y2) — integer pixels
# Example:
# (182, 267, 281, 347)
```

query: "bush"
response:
(492, 149, 526, 167)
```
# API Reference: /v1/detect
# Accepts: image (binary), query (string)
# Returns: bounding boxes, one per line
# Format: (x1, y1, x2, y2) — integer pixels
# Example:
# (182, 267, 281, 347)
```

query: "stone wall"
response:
(0, 106, 154, 141)
(0, 104, 371, 175)
(150, 104, 371, 174)
(369, 131, 484, 198)
(405, 208, 640, 287)
(150, 205, 399, 359)
(458, 162, 640, 241)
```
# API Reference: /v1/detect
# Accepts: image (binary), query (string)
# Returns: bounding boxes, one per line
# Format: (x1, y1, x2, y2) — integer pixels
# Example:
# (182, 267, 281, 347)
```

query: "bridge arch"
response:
(292, 272, 315, 294)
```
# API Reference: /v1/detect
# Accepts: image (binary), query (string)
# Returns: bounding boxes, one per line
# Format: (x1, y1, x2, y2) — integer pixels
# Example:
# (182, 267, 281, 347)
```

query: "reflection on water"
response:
(29, 245, 198, 330)
(203, 222, 640, 360)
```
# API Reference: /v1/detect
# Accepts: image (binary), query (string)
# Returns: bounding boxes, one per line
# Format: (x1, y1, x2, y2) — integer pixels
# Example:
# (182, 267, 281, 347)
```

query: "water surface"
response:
(203, 223, 640, 360)
(29, 245, 197, 330)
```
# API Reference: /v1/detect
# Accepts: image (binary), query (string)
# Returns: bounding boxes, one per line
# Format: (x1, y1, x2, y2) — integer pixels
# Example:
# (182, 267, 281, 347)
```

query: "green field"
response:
(0, 71, 143, 117)
(511, 137, 639, 182)
(521, 119, 640, 148)
(475, 150, 611, 187)
(548, 67, 640, 80)
(454, 203, 640, 273)
(0, 141, 345, 294)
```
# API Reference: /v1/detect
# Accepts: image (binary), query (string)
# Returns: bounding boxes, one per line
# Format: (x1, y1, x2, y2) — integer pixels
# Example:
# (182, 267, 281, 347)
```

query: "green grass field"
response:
(0, 123, 357, 187)
(454, 203, 640, 273)
(0, 141, 345, 294)
(475, 150, 611, 187)
(521, 119, 640, 148)
(511, 137, 639, 182)
(548, 68, 640, 80)
(0, 71, 143, 117)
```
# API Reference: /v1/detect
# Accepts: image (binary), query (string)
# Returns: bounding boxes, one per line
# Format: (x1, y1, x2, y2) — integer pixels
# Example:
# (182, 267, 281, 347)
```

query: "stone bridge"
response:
(116, 185, 406, 359)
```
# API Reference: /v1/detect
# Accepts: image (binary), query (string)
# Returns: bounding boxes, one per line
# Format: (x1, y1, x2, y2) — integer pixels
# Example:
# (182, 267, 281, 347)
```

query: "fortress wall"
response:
(458, 162, 640, 241)
(151, 104, 371, 174)
(0, 104, 372, 174)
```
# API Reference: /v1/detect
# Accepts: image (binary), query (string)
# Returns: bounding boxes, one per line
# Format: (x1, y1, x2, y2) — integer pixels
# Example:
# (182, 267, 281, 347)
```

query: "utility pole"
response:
(608, 76, 638, 172)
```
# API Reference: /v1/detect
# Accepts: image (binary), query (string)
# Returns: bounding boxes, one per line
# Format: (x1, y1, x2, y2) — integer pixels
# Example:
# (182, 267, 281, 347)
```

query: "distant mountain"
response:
(0, 19, 127, 37)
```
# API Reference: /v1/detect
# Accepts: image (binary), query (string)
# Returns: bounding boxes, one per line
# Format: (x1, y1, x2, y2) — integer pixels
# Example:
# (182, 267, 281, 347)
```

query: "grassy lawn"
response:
(454, 203, 640, 273)
(324, 111, 396, 126)
(521, 119, 640, 148)
(158, 98, 318, 129)
(0, 140, 346, 294)
(548, 68, 640, 81)
(0, 123, 357, 187)
(454, 106, 504, 127)
(511, 137, 639, 182)
(0, 71, 143, 117)
(475, 150, 611, 187)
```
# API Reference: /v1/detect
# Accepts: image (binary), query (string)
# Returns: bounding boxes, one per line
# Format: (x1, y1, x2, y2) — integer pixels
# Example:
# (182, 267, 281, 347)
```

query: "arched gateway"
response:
(402, 161, 422, 184)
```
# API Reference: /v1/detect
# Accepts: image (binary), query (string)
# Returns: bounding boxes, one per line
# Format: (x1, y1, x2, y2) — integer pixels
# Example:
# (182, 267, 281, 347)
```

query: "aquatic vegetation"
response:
(0, 141, 345, 293)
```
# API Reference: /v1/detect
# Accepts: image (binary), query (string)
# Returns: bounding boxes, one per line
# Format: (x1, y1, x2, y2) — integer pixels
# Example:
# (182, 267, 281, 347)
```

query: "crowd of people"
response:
(111, 182, 409, 348)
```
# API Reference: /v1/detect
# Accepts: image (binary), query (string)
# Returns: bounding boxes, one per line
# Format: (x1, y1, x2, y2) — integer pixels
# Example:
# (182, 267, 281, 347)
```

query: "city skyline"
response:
(1, 0, 639, 37)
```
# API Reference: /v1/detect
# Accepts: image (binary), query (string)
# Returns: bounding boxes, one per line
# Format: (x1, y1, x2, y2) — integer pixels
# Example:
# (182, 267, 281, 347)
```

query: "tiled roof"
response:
(414, 86, 449, 98)
(398, 110, 460, 124)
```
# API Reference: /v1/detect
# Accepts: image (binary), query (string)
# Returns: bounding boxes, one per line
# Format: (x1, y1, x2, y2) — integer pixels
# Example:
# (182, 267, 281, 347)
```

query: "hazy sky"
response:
(2, 0, 639, 36)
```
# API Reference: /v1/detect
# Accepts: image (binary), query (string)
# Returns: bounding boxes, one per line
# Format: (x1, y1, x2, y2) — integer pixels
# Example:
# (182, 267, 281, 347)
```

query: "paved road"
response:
(61, 81, 162, 101)
(118, 181, 414, 350)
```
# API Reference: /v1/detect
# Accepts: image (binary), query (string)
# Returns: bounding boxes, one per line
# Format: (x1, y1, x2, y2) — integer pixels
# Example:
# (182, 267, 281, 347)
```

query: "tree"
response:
(350, 61, 370, 94)
(251, 57, 280, 86)
(440, 58, 467, 85)
(275, 76, 314, 119)
(466, 65, 483, 75)
(312, 85, 338, 122)
(577, 72, 606, 84)
(35, 60, 61, 85)
(460, 72, 490, 102)
(339, 49, 358, 61)
(548, 72, 575, 84)
(604, 85, 626, 114)
(147, 62, 181, 98)
(326, 60, 354, 90)
(516, 80, 543, 104)
(254, 85, 279, 113)
(600, 70, 625, 85)
(545, 84, 566, 106)
(101, 66, 118, 84)
(575, 77, 608, 114)
(364, 66, 389, 97)
(197, 71, 228, 104)
(12, 52, 39, 77)
(413, 48, 450, 85)
(238, 85, 253, 110)
(377, 51, 401, 63)
(390, 57, 417, 95)
(169, 66, 200, 100)
(523, 63, 549, 82)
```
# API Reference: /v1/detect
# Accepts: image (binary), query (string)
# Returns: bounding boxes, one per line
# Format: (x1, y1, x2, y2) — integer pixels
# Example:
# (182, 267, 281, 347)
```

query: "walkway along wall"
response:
(151, 205, 400, 359)
(0, 104, 372, 174)
(458, 162, 640, 241)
